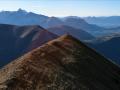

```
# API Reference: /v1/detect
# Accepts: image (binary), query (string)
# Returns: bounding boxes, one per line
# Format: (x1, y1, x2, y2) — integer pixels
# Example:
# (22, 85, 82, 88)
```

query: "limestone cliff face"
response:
(0, 35, 120, 90)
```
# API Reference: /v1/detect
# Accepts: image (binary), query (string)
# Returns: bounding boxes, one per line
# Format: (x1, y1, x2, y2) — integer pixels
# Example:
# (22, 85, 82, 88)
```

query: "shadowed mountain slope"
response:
(63, 17, 104, 35)
(87, 34, 120, 65)
(48, 25, 95, 40)
(0, 24, 58, 67)
(0, 35, 120, 90)
(26, 30, 58, 51)
(0, 24, 42, 63)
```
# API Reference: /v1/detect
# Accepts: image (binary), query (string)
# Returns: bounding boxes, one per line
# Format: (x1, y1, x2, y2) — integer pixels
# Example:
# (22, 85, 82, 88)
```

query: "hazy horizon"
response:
(1, 8, 120, 18)
(0, 0, 120, 17)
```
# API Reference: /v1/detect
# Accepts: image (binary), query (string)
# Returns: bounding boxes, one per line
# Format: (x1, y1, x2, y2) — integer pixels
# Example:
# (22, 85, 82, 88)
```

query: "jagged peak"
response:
(17, 8, 27, 13)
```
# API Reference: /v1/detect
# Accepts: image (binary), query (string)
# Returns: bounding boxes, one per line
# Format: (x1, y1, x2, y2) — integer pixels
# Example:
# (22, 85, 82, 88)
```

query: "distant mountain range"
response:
(0, 9, 48, 26)
(48, 25, 95, 40)
(0, 9, 106, 36)
(1, 9, 120, 37)
(0, 34, 120, 90)
(84, 16, 120, 28)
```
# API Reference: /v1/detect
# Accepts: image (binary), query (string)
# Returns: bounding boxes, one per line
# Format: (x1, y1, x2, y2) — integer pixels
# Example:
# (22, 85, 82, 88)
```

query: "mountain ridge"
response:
(0, 34, 120, 90)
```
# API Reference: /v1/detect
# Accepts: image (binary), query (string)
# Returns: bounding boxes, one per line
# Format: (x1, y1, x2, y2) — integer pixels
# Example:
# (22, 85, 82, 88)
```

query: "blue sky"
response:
(0, 0, 120, 17)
